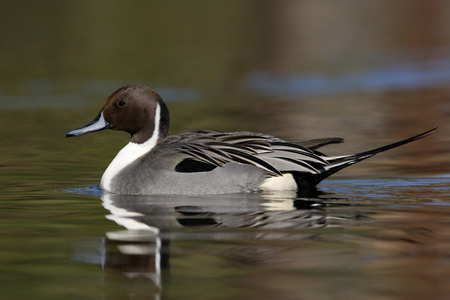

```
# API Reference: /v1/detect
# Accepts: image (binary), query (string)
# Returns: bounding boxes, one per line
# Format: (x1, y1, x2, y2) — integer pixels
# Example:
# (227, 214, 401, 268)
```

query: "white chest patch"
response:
(100, 104, 161, 192)
(259, 173, 297, 191)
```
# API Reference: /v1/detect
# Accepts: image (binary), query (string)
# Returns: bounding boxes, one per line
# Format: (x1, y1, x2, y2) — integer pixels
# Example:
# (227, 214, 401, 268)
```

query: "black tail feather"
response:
(330, 127, 437, 164)
(295, 128, 438, 186)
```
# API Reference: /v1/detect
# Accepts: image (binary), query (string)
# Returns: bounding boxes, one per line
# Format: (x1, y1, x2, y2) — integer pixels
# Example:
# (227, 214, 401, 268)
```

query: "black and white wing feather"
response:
(164, 131, 333, 176)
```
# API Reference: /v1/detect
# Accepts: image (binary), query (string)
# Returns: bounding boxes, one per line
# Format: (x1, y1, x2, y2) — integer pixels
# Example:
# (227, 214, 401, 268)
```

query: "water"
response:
(1, 178, 449, 299)
(1, 1, 450, 299)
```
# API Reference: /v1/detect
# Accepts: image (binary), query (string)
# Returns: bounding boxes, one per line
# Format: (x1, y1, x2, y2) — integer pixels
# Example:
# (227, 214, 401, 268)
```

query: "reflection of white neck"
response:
(101, 194, 161, 286)
(101, 194, 159, 232)
(100, 103, 161, 192)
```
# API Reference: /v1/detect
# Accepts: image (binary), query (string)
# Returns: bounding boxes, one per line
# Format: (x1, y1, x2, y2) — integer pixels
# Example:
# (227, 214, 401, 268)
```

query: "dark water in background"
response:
(1, 1, 450, 299)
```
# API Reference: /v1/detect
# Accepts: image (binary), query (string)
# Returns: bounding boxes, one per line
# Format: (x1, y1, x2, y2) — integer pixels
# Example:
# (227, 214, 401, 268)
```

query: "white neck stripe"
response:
(143, 102, 160, 147)
(100, 103, 161, 192)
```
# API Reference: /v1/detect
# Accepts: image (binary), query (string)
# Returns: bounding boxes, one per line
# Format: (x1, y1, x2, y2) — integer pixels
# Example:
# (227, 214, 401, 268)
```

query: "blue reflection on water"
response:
(424, 202, 450, 206)
(246, 58, 450, 96)
(64, 185, 104, 196)
(0, 80, 200, 109)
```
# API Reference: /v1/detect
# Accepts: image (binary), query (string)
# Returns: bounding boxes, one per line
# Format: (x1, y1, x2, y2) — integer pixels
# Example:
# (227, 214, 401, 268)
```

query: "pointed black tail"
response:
(305, 128, 438, 186)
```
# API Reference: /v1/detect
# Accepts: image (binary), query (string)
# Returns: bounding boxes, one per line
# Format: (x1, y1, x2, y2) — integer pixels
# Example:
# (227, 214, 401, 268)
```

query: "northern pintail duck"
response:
(67, 84, 436, 195)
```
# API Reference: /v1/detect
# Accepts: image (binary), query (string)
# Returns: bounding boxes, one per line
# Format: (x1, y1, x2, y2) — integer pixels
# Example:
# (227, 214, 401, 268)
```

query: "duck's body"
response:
(67, 84, 436, 195)
(100, 130, 344, 194)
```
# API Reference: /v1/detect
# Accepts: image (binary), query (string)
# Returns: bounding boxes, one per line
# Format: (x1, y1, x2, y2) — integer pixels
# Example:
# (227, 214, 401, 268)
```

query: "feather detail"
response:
(164, 128, 437, 186)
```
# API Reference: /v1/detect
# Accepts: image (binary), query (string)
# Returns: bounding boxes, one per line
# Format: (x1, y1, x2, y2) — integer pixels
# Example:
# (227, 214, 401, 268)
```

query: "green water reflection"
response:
(1, 1, 261, 92)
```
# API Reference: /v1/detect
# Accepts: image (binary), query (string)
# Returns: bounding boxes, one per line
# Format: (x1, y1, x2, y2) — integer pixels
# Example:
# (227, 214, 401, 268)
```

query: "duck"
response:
(67, 84, 437, 195)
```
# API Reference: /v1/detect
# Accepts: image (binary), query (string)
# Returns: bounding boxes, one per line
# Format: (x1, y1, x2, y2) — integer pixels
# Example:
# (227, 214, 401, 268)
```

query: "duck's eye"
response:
(117, 100, 126, 107)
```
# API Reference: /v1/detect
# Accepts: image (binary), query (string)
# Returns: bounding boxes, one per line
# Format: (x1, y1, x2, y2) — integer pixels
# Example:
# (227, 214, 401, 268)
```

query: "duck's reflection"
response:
(102, 190, 341, 229)
(73, 190, 352, 297)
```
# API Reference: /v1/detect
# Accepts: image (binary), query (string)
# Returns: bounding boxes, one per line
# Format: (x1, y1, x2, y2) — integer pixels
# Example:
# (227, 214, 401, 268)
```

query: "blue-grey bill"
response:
(67, 111, 111, 137)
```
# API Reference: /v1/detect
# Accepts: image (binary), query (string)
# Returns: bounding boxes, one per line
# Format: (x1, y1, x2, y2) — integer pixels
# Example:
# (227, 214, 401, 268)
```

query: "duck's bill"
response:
(67, 111, 111, 137)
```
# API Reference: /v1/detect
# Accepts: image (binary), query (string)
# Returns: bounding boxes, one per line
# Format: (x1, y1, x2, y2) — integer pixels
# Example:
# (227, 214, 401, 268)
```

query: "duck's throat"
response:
(100, 104, 162, 192)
